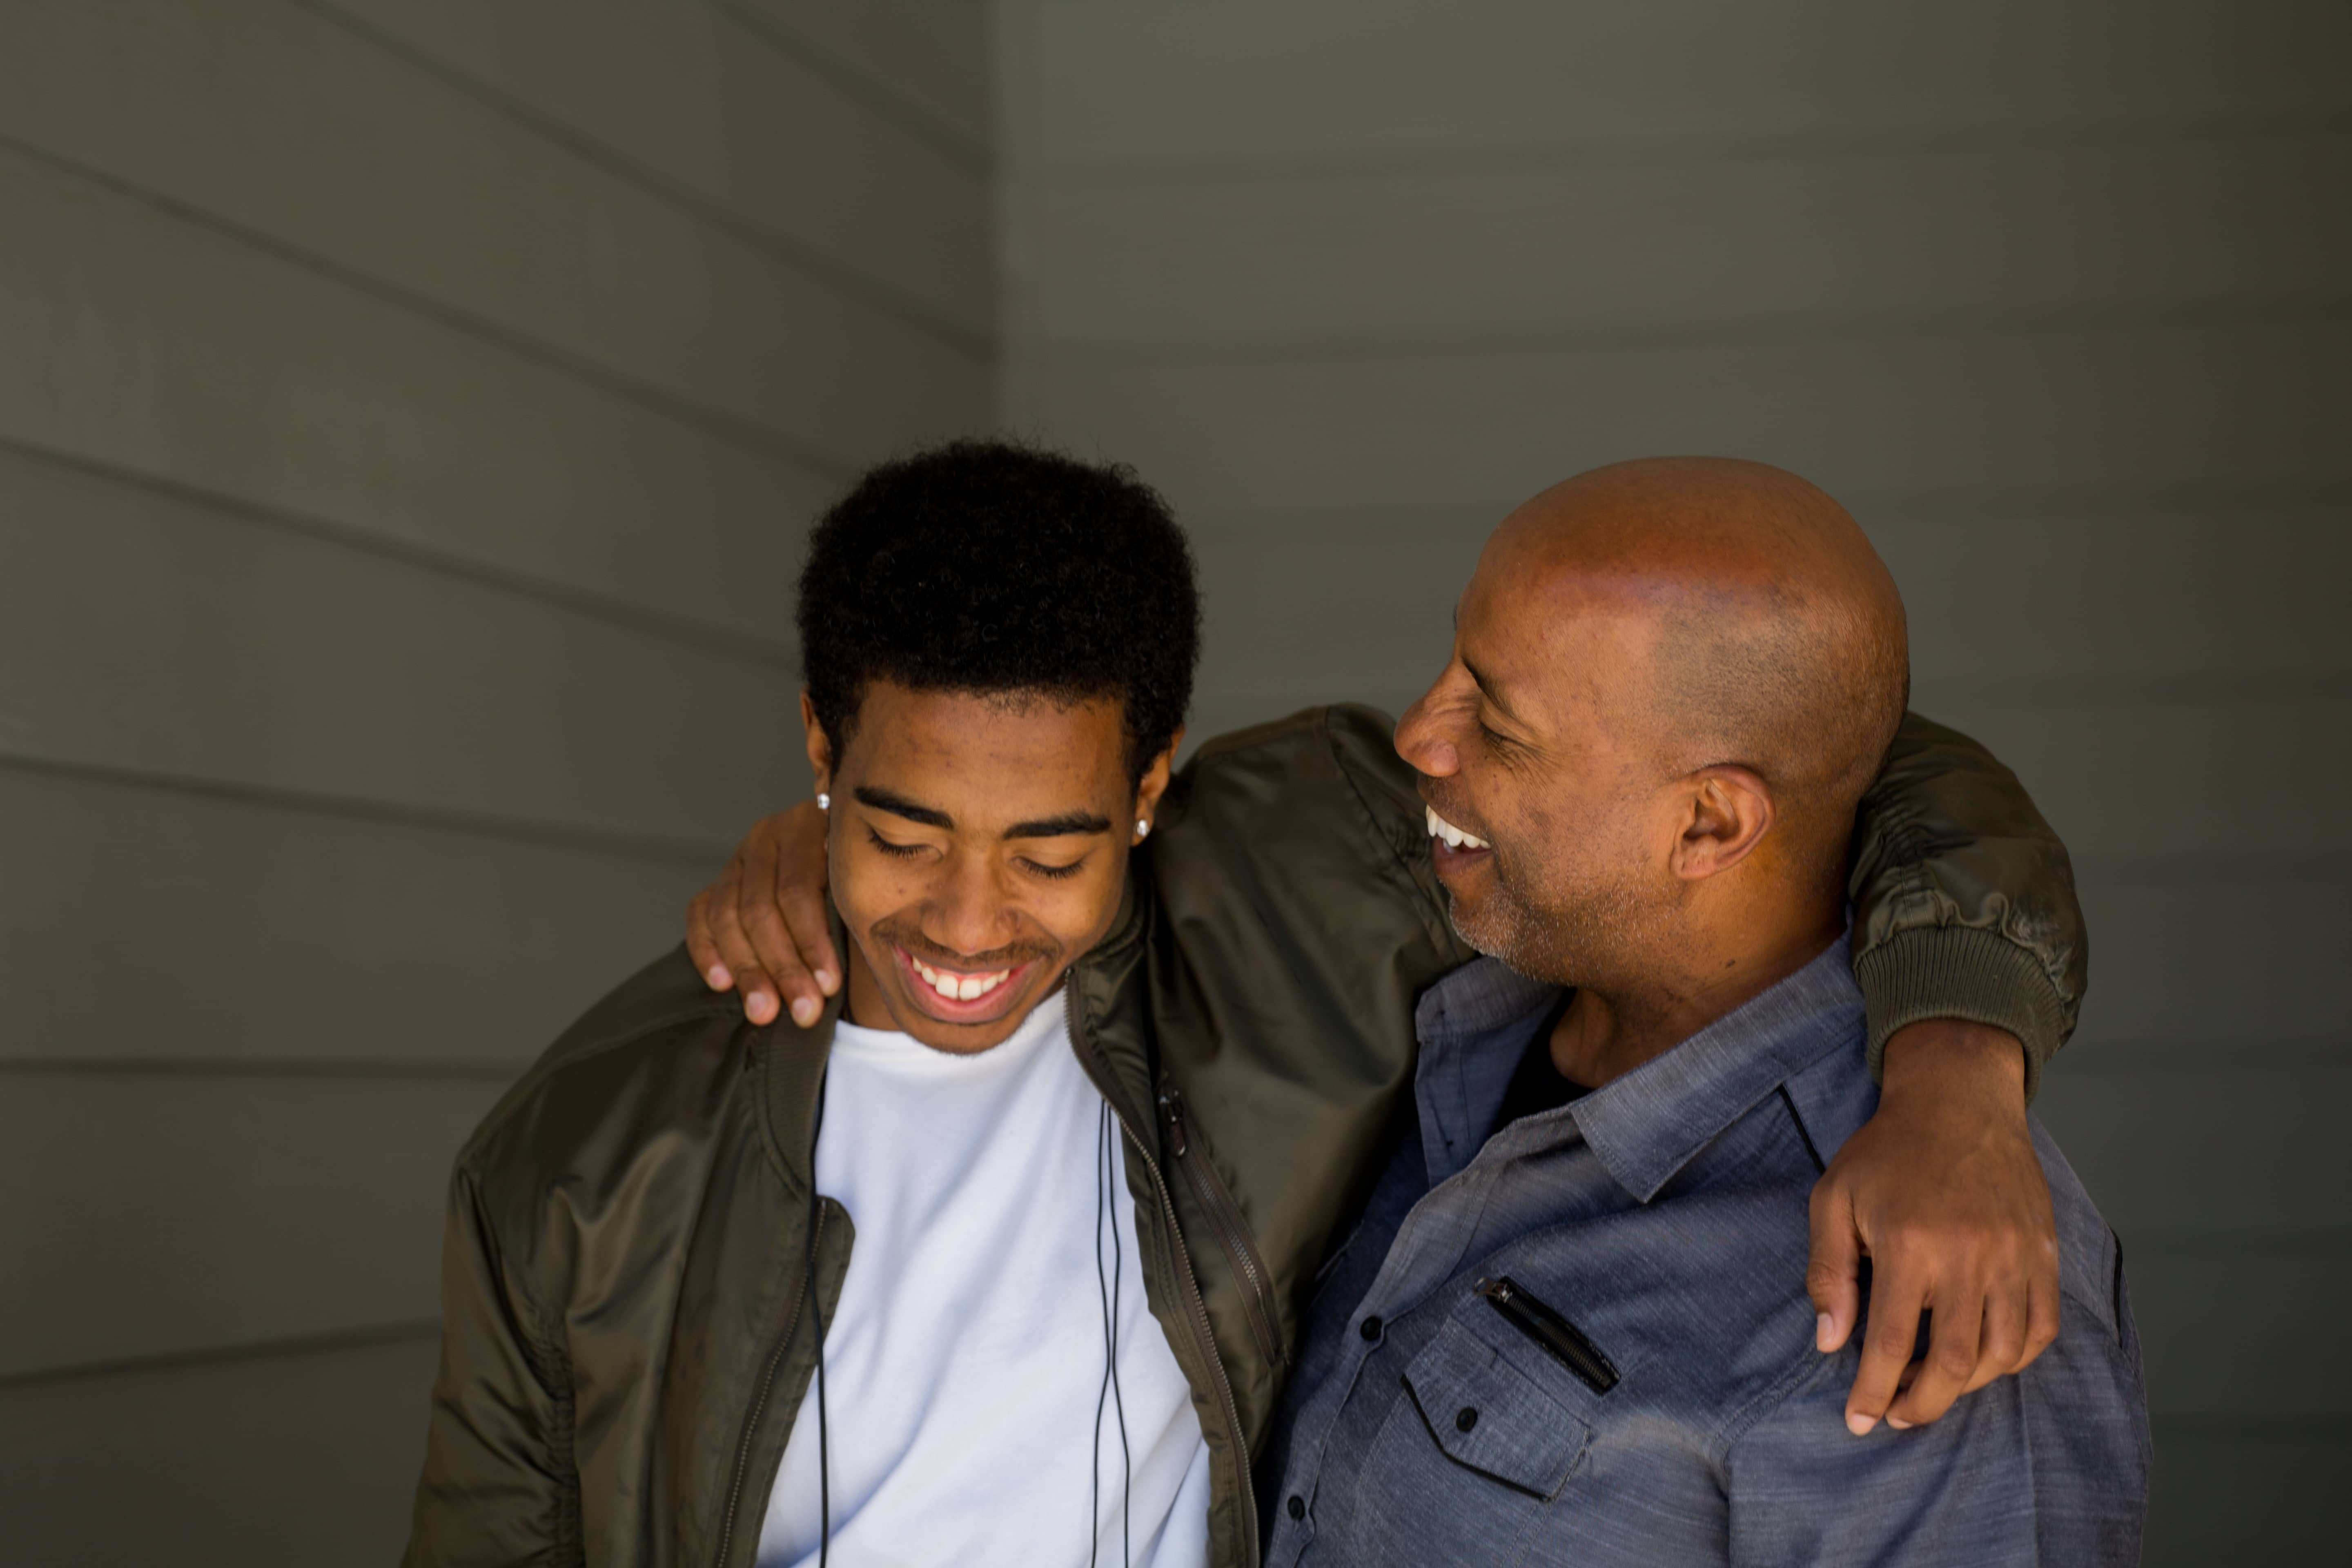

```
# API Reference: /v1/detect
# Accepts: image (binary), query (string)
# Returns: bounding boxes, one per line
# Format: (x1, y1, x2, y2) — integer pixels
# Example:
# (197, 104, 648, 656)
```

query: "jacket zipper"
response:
(1067, 1000, 1259, 1567)
(1160, 1086, 1286, 1368)
(713, 1203, 826, 1568)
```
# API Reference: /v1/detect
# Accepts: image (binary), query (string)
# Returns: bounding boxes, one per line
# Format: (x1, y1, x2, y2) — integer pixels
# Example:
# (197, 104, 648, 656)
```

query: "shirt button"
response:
(1455, 1406, 1479, 1432)
(1287, 1494, 1306, 1521)
(1358, 1314, 1383, 1341)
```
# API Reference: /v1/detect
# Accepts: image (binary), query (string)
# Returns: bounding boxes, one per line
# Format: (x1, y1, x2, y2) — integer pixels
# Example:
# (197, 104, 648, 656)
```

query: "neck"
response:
(1548, 896, 1844, 1088)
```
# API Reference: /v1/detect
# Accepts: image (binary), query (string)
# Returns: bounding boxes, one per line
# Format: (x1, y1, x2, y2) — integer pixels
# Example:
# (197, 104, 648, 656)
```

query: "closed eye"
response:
(1018, 855, 1087, 881)
(865, 829, 925, 859)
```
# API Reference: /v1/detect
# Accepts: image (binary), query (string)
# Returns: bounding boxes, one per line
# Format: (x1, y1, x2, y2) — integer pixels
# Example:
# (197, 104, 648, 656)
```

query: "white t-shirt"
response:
(755, 989, 1212, 1568)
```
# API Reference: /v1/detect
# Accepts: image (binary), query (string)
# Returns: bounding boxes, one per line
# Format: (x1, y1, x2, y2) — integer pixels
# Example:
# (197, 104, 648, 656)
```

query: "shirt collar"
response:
(1412, 959, 1562, 1184)
(1567, 935, 1864, 1202)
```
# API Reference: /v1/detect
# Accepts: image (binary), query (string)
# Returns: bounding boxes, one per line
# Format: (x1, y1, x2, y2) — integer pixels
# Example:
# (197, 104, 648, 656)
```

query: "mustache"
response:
(1416, 779, 1486, 835)
(871, 915, 1059, 972)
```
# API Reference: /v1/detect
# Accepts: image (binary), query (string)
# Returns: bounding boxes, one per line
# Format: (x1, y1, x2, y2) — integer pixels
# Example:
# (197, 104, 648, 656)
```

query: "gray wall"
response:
(4, 1, 2344, 1562)
(0, 2, 991, 1561)
(994, 1, 2351, 1561)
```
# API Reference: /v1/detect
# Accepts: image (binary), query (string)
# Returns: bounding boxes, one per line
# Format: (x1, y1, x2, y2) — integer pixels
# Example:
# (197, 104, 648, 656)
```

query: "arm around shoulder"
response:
(1846, 712, 2087, 1096)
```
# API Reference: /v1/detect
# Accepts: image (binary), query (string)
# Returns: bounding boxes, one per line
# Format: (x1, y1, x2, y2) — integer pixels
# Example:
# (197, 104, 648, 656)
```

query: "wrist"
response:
(1879, 1019, 2028, 1117)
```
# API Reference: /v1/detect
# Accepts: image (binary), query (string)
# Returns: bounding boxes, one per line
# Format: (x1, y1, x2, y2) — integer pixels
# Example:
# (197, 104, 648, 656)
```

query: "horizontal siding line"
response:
(0, 749, 733, 869)
(2070, 850, 2352, 887)
(2058, 1039, 2351, 1074)
(0, 134, 869, 488)
(1024, 291, 2352, 370)
(0, 1319, 440, 1392)
(1846, 478, 2352, 524)
(297, 0, 994, 359)
(1910, 670, 2352, 709)
(703, 0, 993, 179)
(1011, 107, 2352, 187)
(2153, 1413, 2352, 1444)
(0, 432, 800, 673)
(1180, 479, 2352, 538)
(0, 1057, 529, 1083)
(2117, 1227, 2352, 1257)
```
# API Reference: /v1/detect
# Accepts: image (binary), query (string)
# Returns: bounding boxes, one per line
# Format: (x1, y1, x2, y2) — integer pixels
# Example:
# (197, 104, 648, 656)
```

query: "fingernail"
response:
(816, 971, 837, 993)
(707, 965, 731, 988)
(1846, 1412, 1875, 1437)
(1815, 1313, 1833, 1352)
(1886, 1416, 1913, 1431)
(791, 997, 818, 1027)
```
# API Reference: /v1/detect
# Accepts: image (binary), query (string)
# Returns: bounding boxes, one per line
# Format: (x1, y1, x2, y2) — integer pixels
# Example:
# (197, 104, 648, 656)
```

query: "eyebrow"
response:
(852, 786, 1112, 840)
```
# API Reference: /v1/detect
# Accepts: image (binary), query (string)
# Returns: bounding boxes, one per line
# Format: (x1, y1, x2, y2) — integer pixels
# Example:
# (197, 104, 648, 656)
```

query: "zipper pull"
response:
(1159, 1086, 1189, 1158)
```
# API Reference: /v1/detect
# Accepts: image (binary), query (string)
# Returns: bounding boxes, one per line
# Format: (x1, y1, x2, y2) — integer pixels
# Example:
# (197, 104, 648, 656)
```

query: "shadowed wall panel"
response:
(0, 1337, 440, 1567)
(310, 0, 993, 333)
(0, 1075, 499, 1378)
(0, 0, 989, 477)
(995, 2, 2350, 1559)
(0, 445, 797, 843)
(0, 144, 824, 646)
(0, 766, 702, 1070)
(0, 2, 993, 1561)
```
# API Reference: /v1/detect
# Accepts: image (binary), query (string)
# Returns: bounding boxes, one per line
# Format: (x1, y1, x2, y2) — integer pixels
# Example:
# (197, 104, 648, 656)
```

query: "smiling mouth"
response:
(890, 944, 1040, 1025)
(909, 953, 1014, 1002)
(1425, 804, 1492, 852)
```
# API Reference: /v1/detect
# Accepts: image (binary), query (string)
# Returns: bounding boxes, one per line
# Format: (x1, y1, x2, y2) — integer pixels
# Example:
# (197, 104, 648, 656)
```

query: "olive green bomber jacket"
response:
(403, 706, 2085, 1568)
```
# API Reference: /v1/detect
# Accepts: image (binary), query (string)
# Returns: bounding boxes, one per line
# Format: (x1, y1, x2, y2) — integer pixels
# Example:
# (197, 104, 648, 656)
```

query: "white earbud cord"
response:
(1091, 1098, 1133, 1567)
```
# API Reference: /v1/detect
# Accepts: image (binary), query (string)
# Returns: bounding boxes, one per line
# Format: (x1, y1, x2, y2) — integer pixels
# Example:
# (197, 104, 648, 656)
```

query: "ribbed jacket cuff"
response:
(1853, 926, 2066, 1102)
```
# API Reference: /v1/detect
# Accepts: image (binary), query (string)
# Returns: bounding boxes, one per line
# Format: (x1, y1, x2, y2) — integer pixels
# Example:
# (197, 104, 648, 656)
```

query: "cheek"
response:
(829, 844, 934, 931)
(1032, 858, 1130, 955)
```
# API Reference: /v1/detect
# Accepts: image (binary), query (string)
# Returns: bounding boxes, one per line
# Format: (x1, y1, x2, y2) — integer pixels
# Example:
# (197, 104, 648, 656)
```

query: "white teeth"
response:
(1425, 804, 1491, 852)
(911, 956, 1011, 1003)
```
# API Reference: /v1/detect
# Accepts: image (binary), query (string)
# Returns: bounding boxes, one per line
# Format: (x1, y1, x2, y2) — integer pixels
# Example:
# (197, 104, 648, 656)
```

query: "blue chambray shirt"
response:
(1259, 939, 2151, 1566)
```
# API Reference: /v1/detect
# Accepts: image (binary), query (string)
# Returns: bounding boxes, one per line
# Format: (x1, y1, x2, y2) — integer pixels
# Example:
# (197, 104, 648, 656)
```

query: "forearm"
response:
(1847, 711, 2087, 1098)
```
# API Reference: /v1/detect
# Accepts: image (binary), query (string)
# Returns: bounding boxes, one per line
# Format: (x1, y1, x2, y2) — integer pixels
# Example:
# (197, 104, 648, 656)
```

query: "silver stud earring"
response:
(1136, 818, 1151, 838)
(817, 793, 830, 811)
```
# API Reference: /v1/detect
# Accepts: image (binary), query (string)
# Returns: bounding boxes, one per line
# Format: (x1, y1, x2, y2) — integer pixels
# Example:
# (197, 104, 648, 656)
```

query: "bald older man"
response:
(1257, 460, 2147, 1565)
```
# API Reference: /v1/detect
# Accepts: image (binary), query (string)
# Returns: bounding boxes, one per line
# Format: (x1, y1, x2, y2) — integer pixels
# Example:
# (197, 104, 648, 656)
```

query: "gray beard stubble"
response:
(1445, 841, 1664, 989)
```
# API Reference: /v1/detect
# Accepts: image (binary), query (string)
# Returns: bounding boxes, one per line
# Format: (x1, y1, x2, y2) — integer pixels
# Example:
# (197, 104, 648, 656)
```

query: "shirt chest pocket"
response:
(1397, 1315, 1592, 1501)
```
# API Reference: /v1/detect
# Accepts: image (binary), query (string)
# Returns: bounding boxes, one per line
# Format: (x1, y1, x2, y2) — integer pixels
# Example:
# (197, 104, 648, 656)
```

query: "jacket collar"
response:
(755, 908, 852, 1196)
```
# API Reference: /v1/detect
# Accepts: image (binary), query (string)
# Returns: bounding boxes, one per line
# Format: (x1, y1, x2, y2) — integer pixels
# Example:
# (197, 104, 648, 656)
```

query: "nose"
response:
(1395, 674, 1463, 778)
(928, 848, 1013, 958)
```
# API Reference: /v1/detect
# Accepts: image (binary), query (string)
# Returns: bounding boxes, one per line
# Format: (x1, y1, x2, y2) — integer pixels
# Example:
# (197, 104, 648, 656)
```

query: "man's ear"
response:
(800, 690, 837, 798)
(1131, 727, 1185, 841)
(1668, 765, 1775, 882)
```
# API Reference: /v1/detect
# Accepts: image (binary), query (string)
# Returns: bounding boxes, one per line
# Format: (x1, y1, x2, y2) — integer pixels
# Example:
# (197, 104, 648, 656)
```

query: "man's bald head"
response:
(1397, 456, 1910, 992)
(1487, 457, 1908, 873)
